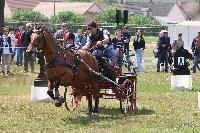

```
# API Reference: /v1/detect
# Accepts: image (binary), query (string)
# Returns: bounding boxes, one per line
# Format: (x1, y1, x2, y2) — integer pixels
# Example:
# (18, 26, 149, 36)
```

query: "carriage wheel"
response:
(64, 87, 78, 111)
(119, 79, 137, 114)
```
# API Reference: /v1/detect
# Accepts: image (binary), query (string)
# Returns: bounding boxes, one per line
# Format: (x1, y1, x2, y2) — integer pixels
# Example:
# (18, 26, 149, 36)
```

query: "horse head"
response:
(28, 25, 47, 52)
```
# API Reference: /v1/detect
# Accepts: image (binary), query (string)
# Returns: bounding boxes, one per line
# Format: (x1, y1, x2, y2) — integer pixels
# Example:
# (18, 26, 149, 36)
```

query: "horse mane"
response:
(35, 24, 57, 45)
(44, 29, 57, 45)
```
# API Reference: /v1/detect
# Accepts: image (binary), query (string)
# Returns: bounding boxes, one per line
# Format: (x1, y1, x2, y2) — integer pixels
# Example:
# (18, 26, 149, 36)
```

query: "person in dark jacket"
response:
(157, 30, 171, 72)
(112, 29, 124, 67)
(21, 23, 35, 73)
(172, 45, 192, 75)
(192, 32, 200, 73)
(0, 24, 4, 63)
(133, 30, 145, 72)
(122, 26, 131, 71)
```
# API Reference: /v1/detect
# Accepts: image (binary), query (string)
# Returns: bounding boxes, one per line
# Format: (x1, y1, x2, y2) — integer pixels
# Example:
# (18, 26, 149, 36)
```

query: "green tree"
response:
(63, 0, 116, 3)
(0, 0, 5, 25)
(50, 11, 86, 24)
(94, 7, 121, 23)
(128, 15, 160, 26)
(11, 9, 48, 22)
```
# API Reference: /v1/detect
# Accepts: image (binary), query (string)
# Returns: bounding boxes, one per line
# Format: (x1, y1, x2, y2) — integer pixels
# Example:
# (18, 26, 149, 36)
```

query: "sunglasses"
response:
(62, 26, 67, 27)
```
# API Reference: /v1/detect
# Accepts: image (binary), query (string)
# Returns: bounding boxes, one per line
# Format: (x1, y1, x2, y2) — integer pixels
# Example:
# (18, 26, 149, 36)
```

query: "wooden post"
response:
(0, 0, 5, 25)
(53, 0, 56, 17)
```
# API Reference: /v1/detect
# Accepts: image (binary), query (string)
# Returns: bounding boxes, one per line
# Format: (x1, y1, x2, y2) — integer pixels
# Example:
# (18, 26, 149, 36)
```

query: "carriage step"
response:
(103, 95, 116, 99)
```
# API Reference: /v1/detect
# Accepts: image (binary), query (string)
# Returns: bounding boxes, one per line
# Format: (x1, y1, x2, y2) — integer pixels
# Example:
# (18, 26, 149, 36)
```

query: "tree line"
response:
(9, 8, 160, 26)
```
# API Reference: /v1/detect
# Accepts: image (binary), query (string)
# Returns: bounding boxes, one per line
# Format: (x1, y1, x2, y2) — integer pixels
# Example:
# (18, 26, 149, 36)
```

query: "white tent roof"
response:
(177, 21, 200, 26)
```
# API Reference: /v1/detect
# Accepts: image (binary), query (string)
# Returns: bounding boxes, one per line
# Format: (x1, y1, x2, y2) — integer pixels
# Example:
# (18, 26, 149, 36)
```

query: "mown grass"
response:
(1, 66, 200, 133)
(1, 36, 200, 133)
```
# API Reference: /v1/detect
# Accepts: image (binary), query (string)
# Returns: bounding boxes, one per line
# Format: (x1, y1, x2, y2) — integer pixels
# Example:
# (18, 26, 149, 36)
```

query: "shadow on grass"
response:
(62, 107, 155, 125)
(135, 108, 155, 115)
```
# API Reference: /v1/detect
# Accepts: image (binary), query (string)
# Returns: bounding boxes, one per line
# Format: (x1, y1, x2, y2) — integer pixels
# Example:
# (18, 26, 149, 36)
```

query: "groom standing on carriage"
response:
(83, 21, 117, 81)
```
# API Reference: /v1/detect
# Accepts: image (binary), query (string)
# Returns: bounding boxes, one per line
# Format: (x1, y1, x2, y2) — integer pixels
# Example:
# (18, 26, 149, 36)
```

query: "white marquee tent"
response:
(168, 21, 200, 53)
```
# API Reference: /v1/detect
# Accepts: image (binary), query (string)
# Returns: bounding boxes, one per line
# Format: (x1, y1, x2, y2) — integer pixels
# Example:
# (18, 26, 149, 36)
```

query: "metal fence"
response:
(5, 21, 167, 36)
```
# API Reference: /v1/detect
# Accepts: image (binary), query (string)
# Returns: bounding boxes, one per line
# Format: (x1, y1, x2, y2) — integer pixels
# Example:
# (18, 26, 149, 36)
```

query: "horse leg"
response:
(93, 95, 100, 115)
(47, 81, 55, 100)
(93, 84, 100, 115)
(87, 94, 93, 115)
(54, 81, 64, 107)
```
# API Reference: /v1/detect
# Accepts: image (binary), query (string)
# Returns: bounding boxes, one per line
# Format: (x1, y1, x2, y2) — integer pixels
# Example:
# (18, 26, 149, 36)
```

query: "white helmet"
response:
(26, 23, 32, 28)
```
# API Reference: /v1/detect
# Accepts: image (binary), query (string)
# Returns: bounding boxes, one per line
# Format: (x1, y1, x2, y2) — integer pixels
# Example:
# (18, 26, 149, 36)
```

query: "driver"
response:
(83, 21, 116, 81)
(83, 21, 116, 64)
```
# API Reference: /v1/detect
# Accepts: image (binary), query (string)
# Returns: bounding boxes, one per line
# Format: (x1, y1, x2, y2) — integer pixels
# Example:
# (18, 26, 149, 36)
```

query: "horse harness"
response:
(35, 30, 81, 80)
(45, 48, 81, 80)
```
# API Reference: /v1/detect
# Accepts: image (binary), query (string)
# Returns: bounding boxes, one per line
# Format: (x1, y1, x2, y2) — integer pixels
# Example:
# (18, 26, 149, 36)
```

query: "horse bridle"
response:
(33, 30, 81, 79)
(33, 30, 45, 50)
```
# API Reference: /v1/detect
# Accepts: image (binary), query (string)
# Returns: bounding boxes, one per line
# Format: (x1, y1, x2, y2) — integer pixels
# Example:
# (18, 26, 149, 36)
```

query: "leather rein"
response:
(35, 31, 81, 79)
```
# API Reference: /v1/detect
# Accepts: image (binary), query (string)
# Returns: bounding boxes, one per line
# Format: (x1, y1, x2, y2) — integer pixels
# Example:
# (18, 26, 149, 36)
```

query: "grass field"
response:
(1, 36, 200, 133)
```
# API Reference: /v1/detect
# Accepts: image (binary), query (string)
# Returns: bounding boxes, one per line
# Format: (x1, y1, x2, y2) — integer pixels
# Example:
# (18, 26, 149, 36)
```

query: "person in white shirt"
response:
(8, 27, 17, 61)
(0, 27, 14, 75)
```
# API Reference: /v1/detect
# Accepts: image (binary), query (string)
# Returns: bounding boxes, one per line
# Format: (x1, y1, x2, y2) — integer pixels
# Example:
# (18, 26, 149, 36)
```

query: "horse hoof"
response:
(55, 102, 62, 107)
(93, 113, 100, 117)
(55, 99, 63, 107)
(86, 112, 93, 115)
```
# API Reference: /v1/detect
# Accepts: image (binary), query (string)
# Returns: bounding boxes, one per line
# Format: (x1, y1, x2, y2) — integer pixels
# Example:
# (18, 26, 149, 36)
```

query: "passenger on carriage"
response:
(75, 29, 87, 47)
(65, 32, 84, 50)
(111, 29, 124, 68)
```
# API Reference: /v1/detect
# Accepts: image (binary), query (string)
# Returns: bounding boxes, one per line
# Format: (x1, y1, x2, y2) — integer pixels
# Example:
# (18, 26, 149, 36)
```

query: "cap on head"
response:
(178, 33, 182, 36)
(86, 21, 98, 30)
(26, 23, 32, 28)
(162, 30, 168, 33)
(124, 26, 128, 29)
(61, 23, 67, 27)
(0, 24, 4, 28)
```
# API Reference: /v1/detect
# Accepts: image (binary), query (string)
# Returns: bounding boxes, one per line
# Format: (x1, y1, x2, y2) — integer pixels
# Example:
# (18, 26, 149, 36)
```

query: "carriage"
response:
(30, 26, 137, 115)
(64, 60, 137, 114)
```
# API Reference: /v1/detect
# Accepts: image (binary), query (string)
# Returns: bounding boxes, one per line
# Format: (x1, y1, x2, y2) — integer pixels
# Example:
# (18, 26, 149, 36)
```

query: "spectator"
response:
(133, 30, 145, 72)
(84, 29, 91, 38)
(8, 26, 17, 62)
(156, 31, 163, 71)
(122, 26, 131, 71)
(64, 32, 76, 49)
(192, 32, 200, 73)
(157, 30, 171, 72)
(21, 23, 35, 73)
(0, 27, 14, 75)
(54, 23, 69, 48)
(0, 24, 4, 63)
(173, 45, 192, 75)
(112, 29, 124, 67)
(75, 29, 87, 47)
(15, 26, 24, 67)
(172, 33, 184, 53)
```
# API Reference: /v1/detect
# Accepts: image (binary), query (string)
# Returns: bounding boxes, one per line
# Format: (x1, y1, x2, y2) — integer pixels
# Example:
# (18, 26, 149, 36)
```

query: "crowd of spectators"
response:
(155, 30, 200, 74)
(0, 21, 147, 76)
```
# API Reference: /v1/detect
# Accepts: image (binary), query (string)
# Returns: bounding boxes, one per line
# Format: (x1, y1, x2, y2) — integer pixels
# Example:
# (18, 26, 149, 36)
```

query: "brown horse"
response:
(29, 26, 101, 114)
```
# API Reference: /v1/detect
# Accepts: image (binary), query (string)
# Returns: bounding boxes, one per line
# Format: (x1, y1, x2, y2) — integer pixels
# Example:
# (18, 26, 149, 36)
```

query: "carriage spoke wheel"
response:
(64, 87, 77, 111)
(119, 79, 137, 114)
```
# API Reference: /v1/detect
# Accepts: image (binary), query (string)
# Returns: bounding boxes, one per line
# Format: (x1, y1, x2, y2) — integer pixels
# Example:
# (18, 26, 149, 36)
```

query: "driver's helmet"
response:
(86, 20, 99, 30)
